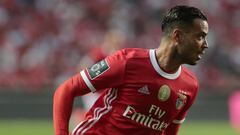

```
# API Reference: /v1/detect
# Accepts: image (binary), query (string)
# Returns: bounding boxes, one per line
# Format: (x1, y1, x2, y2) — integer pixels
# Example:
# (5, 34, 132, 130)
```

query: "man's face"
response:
(178, 18, 209, 65)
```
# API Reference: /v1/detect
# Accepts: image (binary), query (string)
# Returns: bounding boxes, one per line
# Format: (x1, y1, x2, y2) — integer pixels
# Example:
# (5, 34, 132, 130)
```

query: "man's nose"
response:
(203, 40, 208, 49)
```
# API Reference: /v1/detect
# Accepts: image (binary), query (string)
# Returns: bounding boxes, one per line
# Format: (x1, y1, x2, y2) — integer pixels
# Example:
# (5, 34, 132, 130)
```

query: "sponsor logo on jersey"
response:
(158, 85, 171, 102)
(138, 85, 150, 95)
(176, 93, 187, 110)
(87, 59, 110, 80)
(123, 104, 169, 131)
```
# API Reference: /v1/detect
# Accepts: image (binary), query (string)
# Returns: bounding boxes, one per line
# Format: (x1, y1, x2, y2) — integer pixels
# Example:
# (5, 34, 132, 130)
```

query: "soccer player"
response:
(53, 5, 209, 135)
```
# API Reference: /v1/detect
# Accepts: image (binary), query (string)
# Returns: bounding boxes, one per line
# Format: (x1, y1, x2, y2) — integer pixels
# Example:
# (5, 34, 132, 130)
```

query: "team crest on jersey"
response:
(176, 93, 187, 110)
(87, 59, 109, 80)
(158, 85, 171, 102)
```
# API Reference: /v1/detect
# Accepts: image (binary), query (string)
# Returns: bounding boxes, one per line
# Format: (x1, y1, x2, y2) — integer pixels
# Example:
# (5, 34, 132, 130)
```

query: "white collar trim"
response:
(149, 49, 181, 80)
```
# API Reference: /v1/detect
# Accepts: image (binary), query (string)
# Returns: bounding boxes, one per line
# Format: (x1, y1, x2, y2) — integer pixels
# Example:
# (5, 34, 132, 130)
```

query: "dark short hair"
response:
(161, 5, 207, 35)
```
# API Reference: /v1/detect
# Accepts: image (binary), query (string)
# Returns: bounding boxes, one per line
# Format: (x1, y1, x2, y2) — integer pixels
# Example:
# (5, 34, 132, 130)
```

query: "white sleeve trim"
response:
(80, 70, 96, 92)
(172, 118, 185, 124)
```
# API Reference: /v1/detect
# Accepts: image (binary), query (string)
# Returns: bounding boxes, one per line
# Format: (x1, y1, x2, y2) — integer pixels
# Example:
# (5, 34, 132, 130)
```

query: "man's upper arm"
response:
(79, 49, 127, 93)
(164, 81, 199, 135)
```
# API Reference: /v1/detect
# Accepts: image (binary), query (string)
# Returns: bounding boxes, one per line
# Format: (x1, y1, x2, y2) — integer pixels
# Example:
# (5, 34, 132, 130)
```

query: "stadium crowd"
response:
(0, 0, 239, 92)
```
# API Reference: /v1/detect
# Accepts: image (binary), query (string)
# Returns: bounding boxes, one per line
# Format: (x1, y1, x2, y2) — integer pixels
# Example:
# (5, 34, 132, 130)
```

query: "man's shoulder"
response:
(119, 48, 149, 59)
(181, 66, 199, 89)
(106, 48, 150, 69)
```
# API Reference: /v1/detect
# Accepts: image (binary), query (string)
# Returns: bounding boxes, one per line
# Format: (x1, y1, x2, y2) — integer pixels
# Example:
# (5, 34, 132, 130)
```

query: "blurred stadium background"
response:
(0, 0, 240, 135)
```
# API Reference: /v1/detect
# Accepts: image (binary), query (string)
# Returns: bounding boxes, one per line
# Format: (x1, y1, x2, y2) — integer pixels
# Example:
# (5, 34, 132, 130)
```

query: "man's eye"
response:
(198, 35, 204, 40)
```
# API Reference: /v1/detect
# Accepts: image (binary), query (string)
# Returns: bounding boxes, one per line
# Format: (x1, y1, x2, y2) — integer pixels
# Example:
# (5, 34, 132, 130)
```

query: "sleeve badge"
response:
(87, 59, 110, 80)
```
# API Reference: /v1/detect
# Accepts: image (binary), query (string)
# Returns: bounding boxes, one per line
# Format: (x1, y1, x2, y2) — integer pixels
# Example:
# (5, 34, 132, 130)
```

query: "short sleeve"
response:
(80, 49, 127, 92)
(172, 81, 199, 124)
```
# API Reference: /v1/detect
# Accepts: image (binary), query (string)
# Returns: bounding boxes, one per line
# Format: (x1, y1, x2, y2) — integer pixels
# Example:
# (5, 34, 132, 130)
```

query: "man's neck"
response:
(155, 39, 182, 73)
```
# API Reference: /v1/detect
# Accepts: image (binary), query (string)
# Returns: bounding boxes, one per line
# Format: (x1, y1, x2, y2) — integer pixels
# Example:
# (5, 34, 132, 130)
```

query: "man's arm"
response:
(164, 81, 199, 135)
(163, 119, 185, 135)
(53, 74, 90, 135)
(53, 49, 127, 135)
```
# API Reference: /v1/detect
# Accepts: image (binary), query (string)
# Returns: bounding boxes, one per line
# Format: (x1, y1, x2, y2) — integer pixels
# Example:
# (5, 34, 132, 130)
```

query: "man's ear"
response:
(172, 28, 184, 44)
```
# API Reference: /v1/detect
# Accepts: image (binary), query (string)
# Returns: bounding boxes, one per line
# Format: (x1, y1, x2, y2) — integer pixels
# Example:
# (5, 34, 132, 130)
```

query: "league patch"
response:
(158, 85, 171, 102)
(87, 59, 109, 80)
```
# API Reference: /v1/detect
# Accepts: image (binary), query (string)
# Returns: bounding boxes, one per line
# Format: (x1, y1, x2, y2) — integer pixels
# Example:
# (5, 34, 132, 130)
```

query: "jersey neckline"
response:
(149, 49, 181, 80)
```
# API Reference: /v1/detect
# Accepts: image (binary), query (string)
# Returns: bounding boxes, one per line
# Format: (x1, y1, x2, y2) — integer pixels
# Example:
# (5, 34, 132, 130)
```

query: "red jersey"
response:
(72, 48, 199, 135)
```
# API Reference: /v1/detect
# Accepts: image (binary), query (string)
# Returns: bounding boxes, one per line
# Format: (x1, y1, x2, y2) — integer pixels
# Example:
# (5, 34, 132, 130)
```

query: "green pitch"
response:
(0, 120, 53, 135)
(0, 120, 238, 135)
(179, 121, 239, 135)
